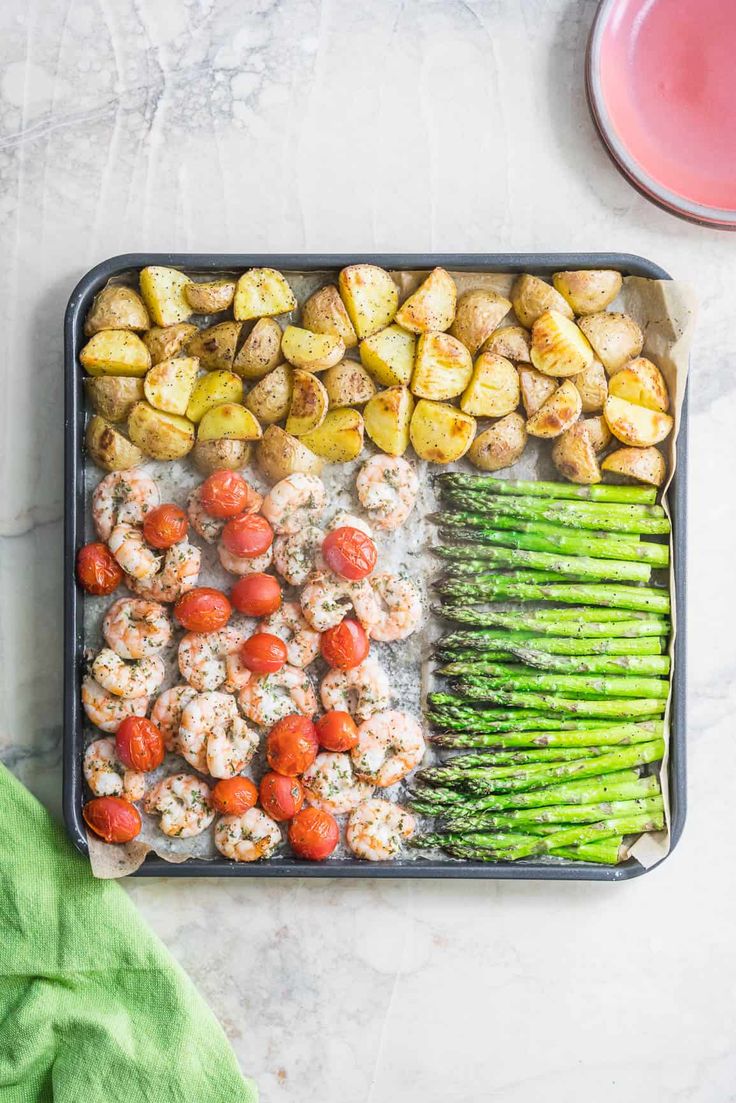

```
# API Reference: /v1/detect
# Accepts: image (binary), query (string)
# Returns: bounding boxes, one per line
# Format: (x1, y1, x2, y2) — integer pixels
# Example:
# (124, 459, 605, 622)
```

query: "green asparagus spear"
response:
(441, 794, 664, 830)
(436, 544, 652, 583)
(436, 472, 658, 505)
(453, 688, 666, 717)
(436, 606, 668, 633)
(436, 578, 671, 614)
(440, 492, 670, 535)
(445, 839, 625, 864)
(449, 667, 670, 698)
(439, 747, 611, 767)
(438, 632, 664, 657)
(409, 769, 658, 812)
(439, 653, 670, 677)
(430, 719, 663, 749)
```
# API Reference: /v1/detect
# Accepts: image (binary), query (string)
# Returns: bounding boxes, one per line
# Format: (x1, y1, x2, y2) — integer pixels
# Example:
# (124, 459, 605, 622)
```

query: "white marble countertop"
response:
(1, 1, 733, 1099)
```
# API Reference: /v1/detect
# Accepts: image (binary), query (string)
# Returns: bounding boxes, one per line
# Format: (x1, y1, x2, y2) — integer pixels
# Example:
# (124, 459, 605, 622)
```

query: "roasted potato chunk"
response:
(84, 285, 150, 336)
(359, 325, 416, 386)
(256, 425, 324, 483)
(245, 364, 293, 425)
(519, 367, 558, 417)
(323, 361, 376, 407)
(602, 446, 666, 487)
(552, 270, 623, 315)
(363, 386, 414, 457)
(572, 359, 608, 414)
(409, 399, 475, 463)
(186, 321, 242, 371)
(144, 356, 199, 416)
(281, 326, 345, 372)
(139, 266, 192, 326)
(186, 370, 244, 423)
(603, 396, 673, 447)
(184, 279, 236, 313)
(582, 415, 612, 453)
(85, 415, 144, 471)
(233, 268, 297, 321)
(338, 265, 399, 339)
(511, 274, 573, 328)
(192, 438, 252, 475)
(530, 311, 595, 377)
(285, 369, 329, 436)
(198, 403, 262, 442)
(85, 376, 144, 422)
(526, 379, 582, 438)
(127, 402, 195, 460)
(142, 323, 198, 365)
(460, 352, 519, 417)
(232, 318, 282, 380)
(608, 357, 669, 413)
(411, 332, 473, 400)
(578, 312, 644, 375)
(482, 325, 531, 362)
(395, 267, 457, 334)
(551, 422, 602, 485)
(468, 412, 527, 472)
(80, 330, 151, 377)
(301, 407, 365, 463)
(301, 285, 358, 348)
(450, 289, 511, 354)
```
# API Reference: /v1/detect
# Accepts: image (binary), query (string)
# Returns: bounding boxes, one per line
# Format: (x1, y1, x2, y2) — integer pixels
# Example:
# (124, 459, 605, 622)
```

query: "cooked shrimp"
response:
(320, 656, 392, 721)
(351, 709, 426, 786)
(187, 486, 225, 544)
(144, 774, 214, 838)
(83, 737, 145, 802)
(261, 474, 326, 535)
(214, 807, 281, 861)
(238, 665, 317, 726)
(300, 570, 354, 631)
(128, 539, 201, 602)
(327, 512, 374, 537)
(346, 798, 416, 860)
(301, 752, 374, 814)
(92, 469, 159, 541)
(91, 648, 165, 699)
(222, 652, 253, 693)
(217, 541, 273, 576)
(366, 573, 423, 642)
(81, 675, 148, 733)
(356, 455, 418, 531)
(178, 626, 247, 692)
(108, 523, 159, 580)
(102, 598, 171, 660)
(273, 525, 324, 586)
(178, 691, 258, 778)
(150, 686, 198, 751)
(262, 602, 320, 668)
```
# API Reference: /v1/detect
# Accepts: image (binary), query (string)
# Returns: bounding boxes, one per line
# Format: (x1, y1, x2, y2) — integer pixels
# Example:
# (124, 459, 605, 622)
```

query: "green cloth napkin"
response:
(0, 763, 257, 1102)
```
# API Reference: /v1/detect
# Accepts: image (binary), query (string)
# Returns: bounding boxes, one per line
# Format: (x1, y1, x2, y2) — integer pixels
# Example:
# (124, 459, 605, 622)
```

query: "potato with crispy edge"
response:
(468, 412, 527, 472)
(144, 356, 199, 416)
(84, 285, 150, 336)
(301, 408, 365, 463)
(323, 361, 376, 407)
(281, 326, 345, 372)
(572, 359, 608, 414)
(582, 415, 612, 454)
(359, 325, 415, 386)
(526, 379, 582, 438)
(551, 422, 602, 485)
(602, 446, 666, 487)
(127, 402, 195, 460)
(86, 415, 144, 471)
(245, 364, 293, 425)
(482, 325, 531, 362)
(234, 268, 297, 320)
(232, 318, 282, 380)
(192, 438, 252, 475)
(530, 311, 595, 377)
(552, 270, 623, 315)
(186, 321, 242, 372)
(184, 279, 236, 313)
(139, 266, 192, 327)
(411, 332, 473, 400)
(395, 267, 457, 334)
(285, 370, 329, 436)
(80, 330, 151, 377)
(410, 399, 475, 463)
(338, 265, 399, 339)
(301, 285, 358, 348)
(85, 376, 144, 422)
(511, 274, 573, 328)
(142, 323, 198, 365)
(198, 403, 262, 443)
(518, 367, 558, 417)
(186, 370, 244, 423)
(603, 396, 673, 447)
(256, 425, 324, 483)
(450, 288, 511, 354)
(460, 352, 520, 417)
(363, 386, 414, 456)
(578, 312, 644, 375)
(608, 357, 669, 412)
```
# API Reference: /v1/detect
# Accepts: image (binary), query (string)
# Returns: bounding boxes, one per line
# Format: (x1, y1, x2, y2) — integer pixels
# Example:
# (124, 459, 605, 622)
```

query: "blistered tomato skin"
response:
(115, 717, 165, 772)
(259, 772, 304, 821)
(321, 527, 378, 581)
(211, 777, 258, 815)
(266, 715, 319, 777)
(200, 471, 258, 519)
(320, 618, 370, 670)
(315, 710, 359, 752)
(240, 633, 288, 674)
(230, 573, 282, 617)
(83, 796, 142, 843)
(289, 807, 339, 860)
(142, 504, 188, 549)
(76, 543, 124, 596)
(174, 588, 232, 632)
(222, 514, 274, 558)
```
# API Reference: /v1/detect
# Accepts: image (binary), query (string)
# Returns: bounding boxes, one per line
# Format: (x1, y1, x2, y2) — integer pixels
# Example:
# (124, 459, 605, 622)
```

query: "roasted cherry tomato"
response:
(259, 772, 304, 821)
(142, 503, 188, 549)
(315, 710, 359, 752)
(266, 715, 318, 777)
(222, 514, 274, 558)
(200, 471, 260, 519)
(76, 542, 123, 596)
(321, 526, 377, 581)
(83, 796, 142, 843)
(174, 587, 232, 632)
(240, 632, 288, 674)
(288, 807, 339, 860)
(320, 618, 370, 670)
(115, 717, 165, 772)
(230, 573, 282, 617)
(211, 776, 259, 815)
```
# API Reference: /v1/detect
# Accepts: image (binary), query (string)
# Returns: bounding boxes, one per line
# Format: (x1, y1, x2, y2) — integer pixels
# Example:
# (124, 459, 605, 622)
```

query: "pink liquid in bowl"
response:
(599, 0, 736, 210)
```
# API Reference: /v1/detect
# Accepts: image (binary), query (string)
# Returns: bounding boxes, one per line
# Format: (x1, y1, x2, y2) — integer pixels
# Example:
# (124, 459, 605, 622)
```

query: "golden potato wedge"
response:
(198, 403, 262, 443)
(578, 312, 644, 375)
(144, 356, 199, 416)
(359, 325, 416, 386)
(582, 415, 612, 454)
(601, 446, 666, 487)
(409, 399, 475, 463)
(142, 323, 198, 365)
(192, 438, 252, 475)
(127, 402, 195, 460)
(256, 425, 324, 483)
(281, 325, 345, 372)
(232, 318, 282, 380)
(184, 279, 236, 313)
(245, 364, 293, 425)
(285, 369, 329, 436)
(340, 266, 400, 340)
(323, 361, 376, 407)
(395, 267, 457, 334)
(460, 352, 520, 417)
(85, 415, 144, 471)
(301, 285, 358, 348)
(85, 376, 144, 422)
(603, 396, 673, 447)
(84, 285, 150, 336)
(526, 379, 582, 439)
(482, 325, 531, 362)
(411, 332, 473, 400)
(363, 386, 414, 456)
(530, 311, 595, 377)
(186, 321, 242, 371)
(572, 359, 608, 414)
(511, 274, 573, 328)
(468, 413, 527, 472)
(551, 422, 602, 485)
(552, 270, 623, 315)
(80, 330, 151, 377)
(139, 266, 192, 327)
(186, 370, 244, 423)
(233, 268, 297, 321)
(518, 367, 558, 417)
(608, 357, 669, 413)
(301, 407, 365, 463)
(450, 289, 511, 354)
